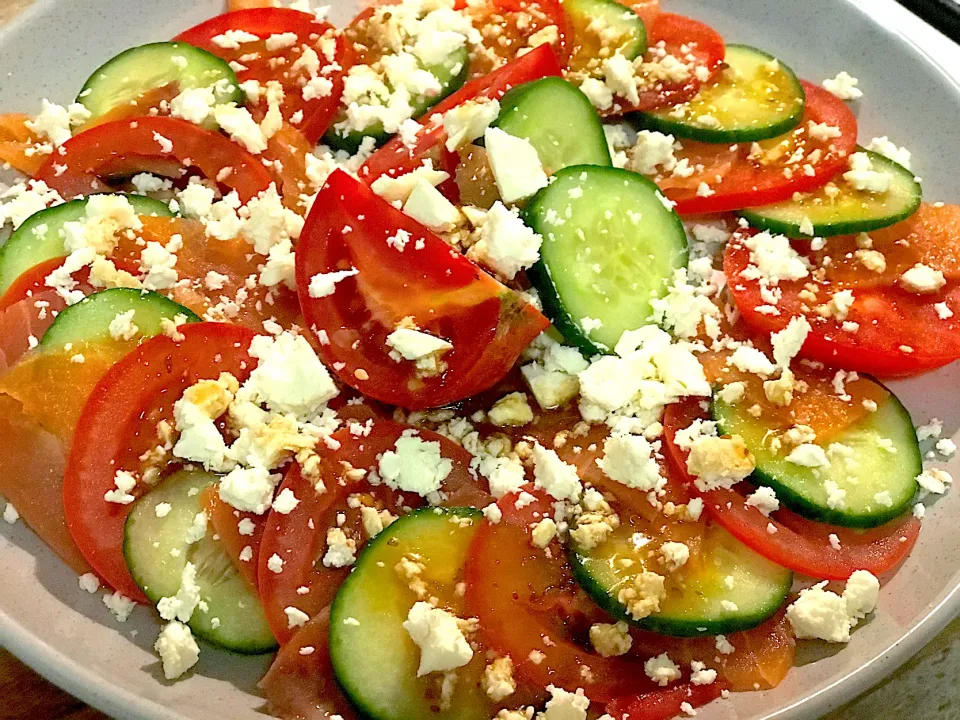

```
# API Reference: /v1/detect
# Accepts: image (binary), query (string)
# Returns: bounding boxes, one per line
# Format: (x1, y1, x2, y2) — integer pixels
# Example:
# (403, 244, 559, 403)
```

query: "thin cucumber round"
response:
(329, 507, 489, 720)
(634, 45, 805, 143)
(524, 165, 688, 354)
(0, 194, 174, 297)
(40, 288, 199, 349)
(713, 381, 921, 528)
(493, 77, 612, 174)
(570, 523, 792, 637)
(562, 0, 647, 61)
(78, 42, 243, 127)
(739, 149, 922, 237)
(324, 47, 470, 153)
(124, 470, 277, 654)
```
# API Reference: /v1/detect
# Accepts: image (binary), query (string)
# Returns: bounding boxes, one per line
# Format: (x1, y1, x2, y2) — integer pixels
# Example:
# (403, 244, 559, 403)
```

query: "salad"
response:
(0, 0, 955, 718)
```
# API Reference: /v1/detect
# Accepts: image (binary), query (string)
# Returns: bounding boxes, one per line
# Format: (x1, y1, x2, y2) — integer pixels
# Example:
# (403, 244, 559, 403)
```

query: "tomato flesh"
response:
(34, 117, 273, 203)
(605, 681, 727, 720)
(662, 399, 921, 581)
(63, 323, 257, 601)
(295, 169, 548, 409)
(725, 204, 960, 376)
(0, 113, 46, 175)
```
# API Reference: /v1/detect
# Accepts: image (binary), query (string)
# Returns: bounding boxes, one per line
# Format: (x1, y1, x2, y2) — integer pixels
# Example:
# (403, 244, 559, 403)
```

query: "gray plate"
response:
(1, 0, 959, 718)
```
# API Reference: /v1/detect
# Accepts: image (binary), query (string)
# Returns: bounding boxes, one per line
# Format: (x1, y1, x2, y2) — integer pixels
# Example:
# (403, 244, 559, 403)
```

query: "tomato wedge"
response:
(258, 418, 488, 643)
(605, 681, 727, 720)
(34, 117, 272, 203)
(175, 8, 348, 144)
(295, 169, 548, 409)
(0, 113, 47, 175)
(657, 82, 858, 215)
(725, 204, 960, 376)
(63, 323, 257, 601)
(358, 44, 564, 183)
(662, 399, 921, 581)
(465, 487, 658, 703)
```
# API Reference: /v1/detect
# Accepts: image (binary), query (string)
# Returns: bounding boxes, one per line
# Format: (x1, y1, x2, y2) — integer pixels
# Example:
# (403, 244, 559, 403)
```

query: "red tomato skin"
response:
(661, 399, 921, 581)
(175, 8, 348, 144)
(605, 681, 727, 720)
(723, 225, 960, 377)
(295, 169, 548, 410)
(34, 117, 273, 203)
(63, 323, 258, 602)
(665, 82, 858, 215)
(358, 44, 564, 183)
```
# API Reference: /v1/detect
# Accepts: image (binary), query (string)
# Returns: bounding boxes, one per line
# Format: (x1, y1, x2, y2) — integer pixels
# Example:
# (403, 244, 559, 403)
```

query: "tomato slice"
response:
(358, 44, 564, 183)
(605, 681, 727, 720)
(258, 418, 488, 644)
(34, 117, 273, 203)
(258, 609, 358, 720)
(604, 13, 726, 115)
(0, 113, 47, 175)
(465, 487, 658, 703)
(662, 399, 921, 581)
(175, 8, 348, 144)
(63, 323, 258, 601)
(456, 0, 570, 77)
(295, 169, 548, 409)
(725, 204, 960, 376)
(657, 81, 858, 215)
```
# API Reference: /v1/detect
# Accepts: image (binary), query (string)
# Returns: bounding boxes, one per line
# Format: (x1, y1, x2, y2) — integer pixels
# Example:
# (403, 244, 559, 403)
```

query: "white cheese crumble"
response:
(786, 570, 880, 643)
(155, 621, 200, 680)
(483, 127, 549, 203)
(466, 201, 542, 280)
(402, 602, 474, 676)
(822, 71, 863, 100)
(378, 435, 453, 497)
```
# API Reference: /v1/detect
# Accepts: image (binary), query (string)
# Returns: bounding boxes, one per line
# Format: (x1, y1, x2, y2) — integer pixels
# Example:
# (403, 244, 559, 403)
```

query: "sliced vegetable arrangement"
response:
(0, 1, 956, 719)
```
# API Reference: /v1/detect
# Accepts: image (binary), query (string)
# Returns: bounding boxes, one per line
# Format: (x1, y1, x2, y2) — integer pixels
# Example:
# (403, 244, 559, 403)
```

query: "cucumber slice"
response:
(329, 507, 489, 720)
(739, 149, 922, 237)
(571, 523, 792, 637)
(493, 77, 612, 174)
(713, 383, 921, 528)
(323, 47, 470, 153)
(40, 288, 199, 349)
(562, 0, 647, 62)
(0, 194, 174, 296)
(524, 165, 687, 354)
(634, 45, 805, 143)
(78, 42, 243, 127)
(124, 470, 277, 653)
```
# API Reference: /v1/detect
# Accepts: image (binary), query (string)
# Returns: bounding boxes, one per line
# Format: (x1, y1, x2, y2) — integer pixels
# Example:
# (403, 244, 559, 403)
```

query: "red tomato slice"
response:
(258, 418, 488, 644)
(203, 485, 264, 592)
(657, 82, 858, 215)
(175, 8, 348, 144)
(0, 394, 89, 574)
(604, 13, 726, 115)
(63, 323, 258, 602)
(724, 204, 960, 376)
(258, 609, 358, 720)
(606, 681, 727, 720)
(465, 487, 659, 703)
(295, 169, 548, 409)
(662, 399, 921, 581)
(34, 117, 273, 203)
(358, 44, 564, 184)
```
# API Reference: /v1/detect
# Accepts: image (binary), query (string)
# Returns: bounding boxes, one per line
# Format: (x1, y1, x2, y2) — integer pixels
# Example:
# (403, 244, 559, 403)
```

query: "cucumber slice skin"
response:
(124, 470, 278, 654)
(323, 47, 470, 154)
(78, 42, 243, 126)
(39, 288, 200, 348)
(524, 165, 688, 355)
(632, 45, 805, 144)
(570, 525, 792, 637)
(739, 149, 923, 237)
(561, 0, 647, 61)
(329, 507, 487, 720)
(713, 385, 921, 529)
(494, 77, 612, 174)
(0, 194, 174, 297)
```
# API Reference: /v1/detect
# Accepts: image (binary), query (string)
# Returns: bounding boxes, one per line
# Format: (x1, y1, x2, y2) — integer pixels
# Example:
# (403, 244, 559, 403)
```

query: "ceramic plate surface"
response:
(1, 1, 959, 718)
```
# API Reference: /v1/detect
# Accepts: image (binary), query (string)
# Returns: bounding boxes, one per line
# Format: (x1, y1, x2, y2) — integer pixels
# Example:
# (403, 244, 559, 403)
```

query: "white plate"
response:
(1, 0, 959, 718)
